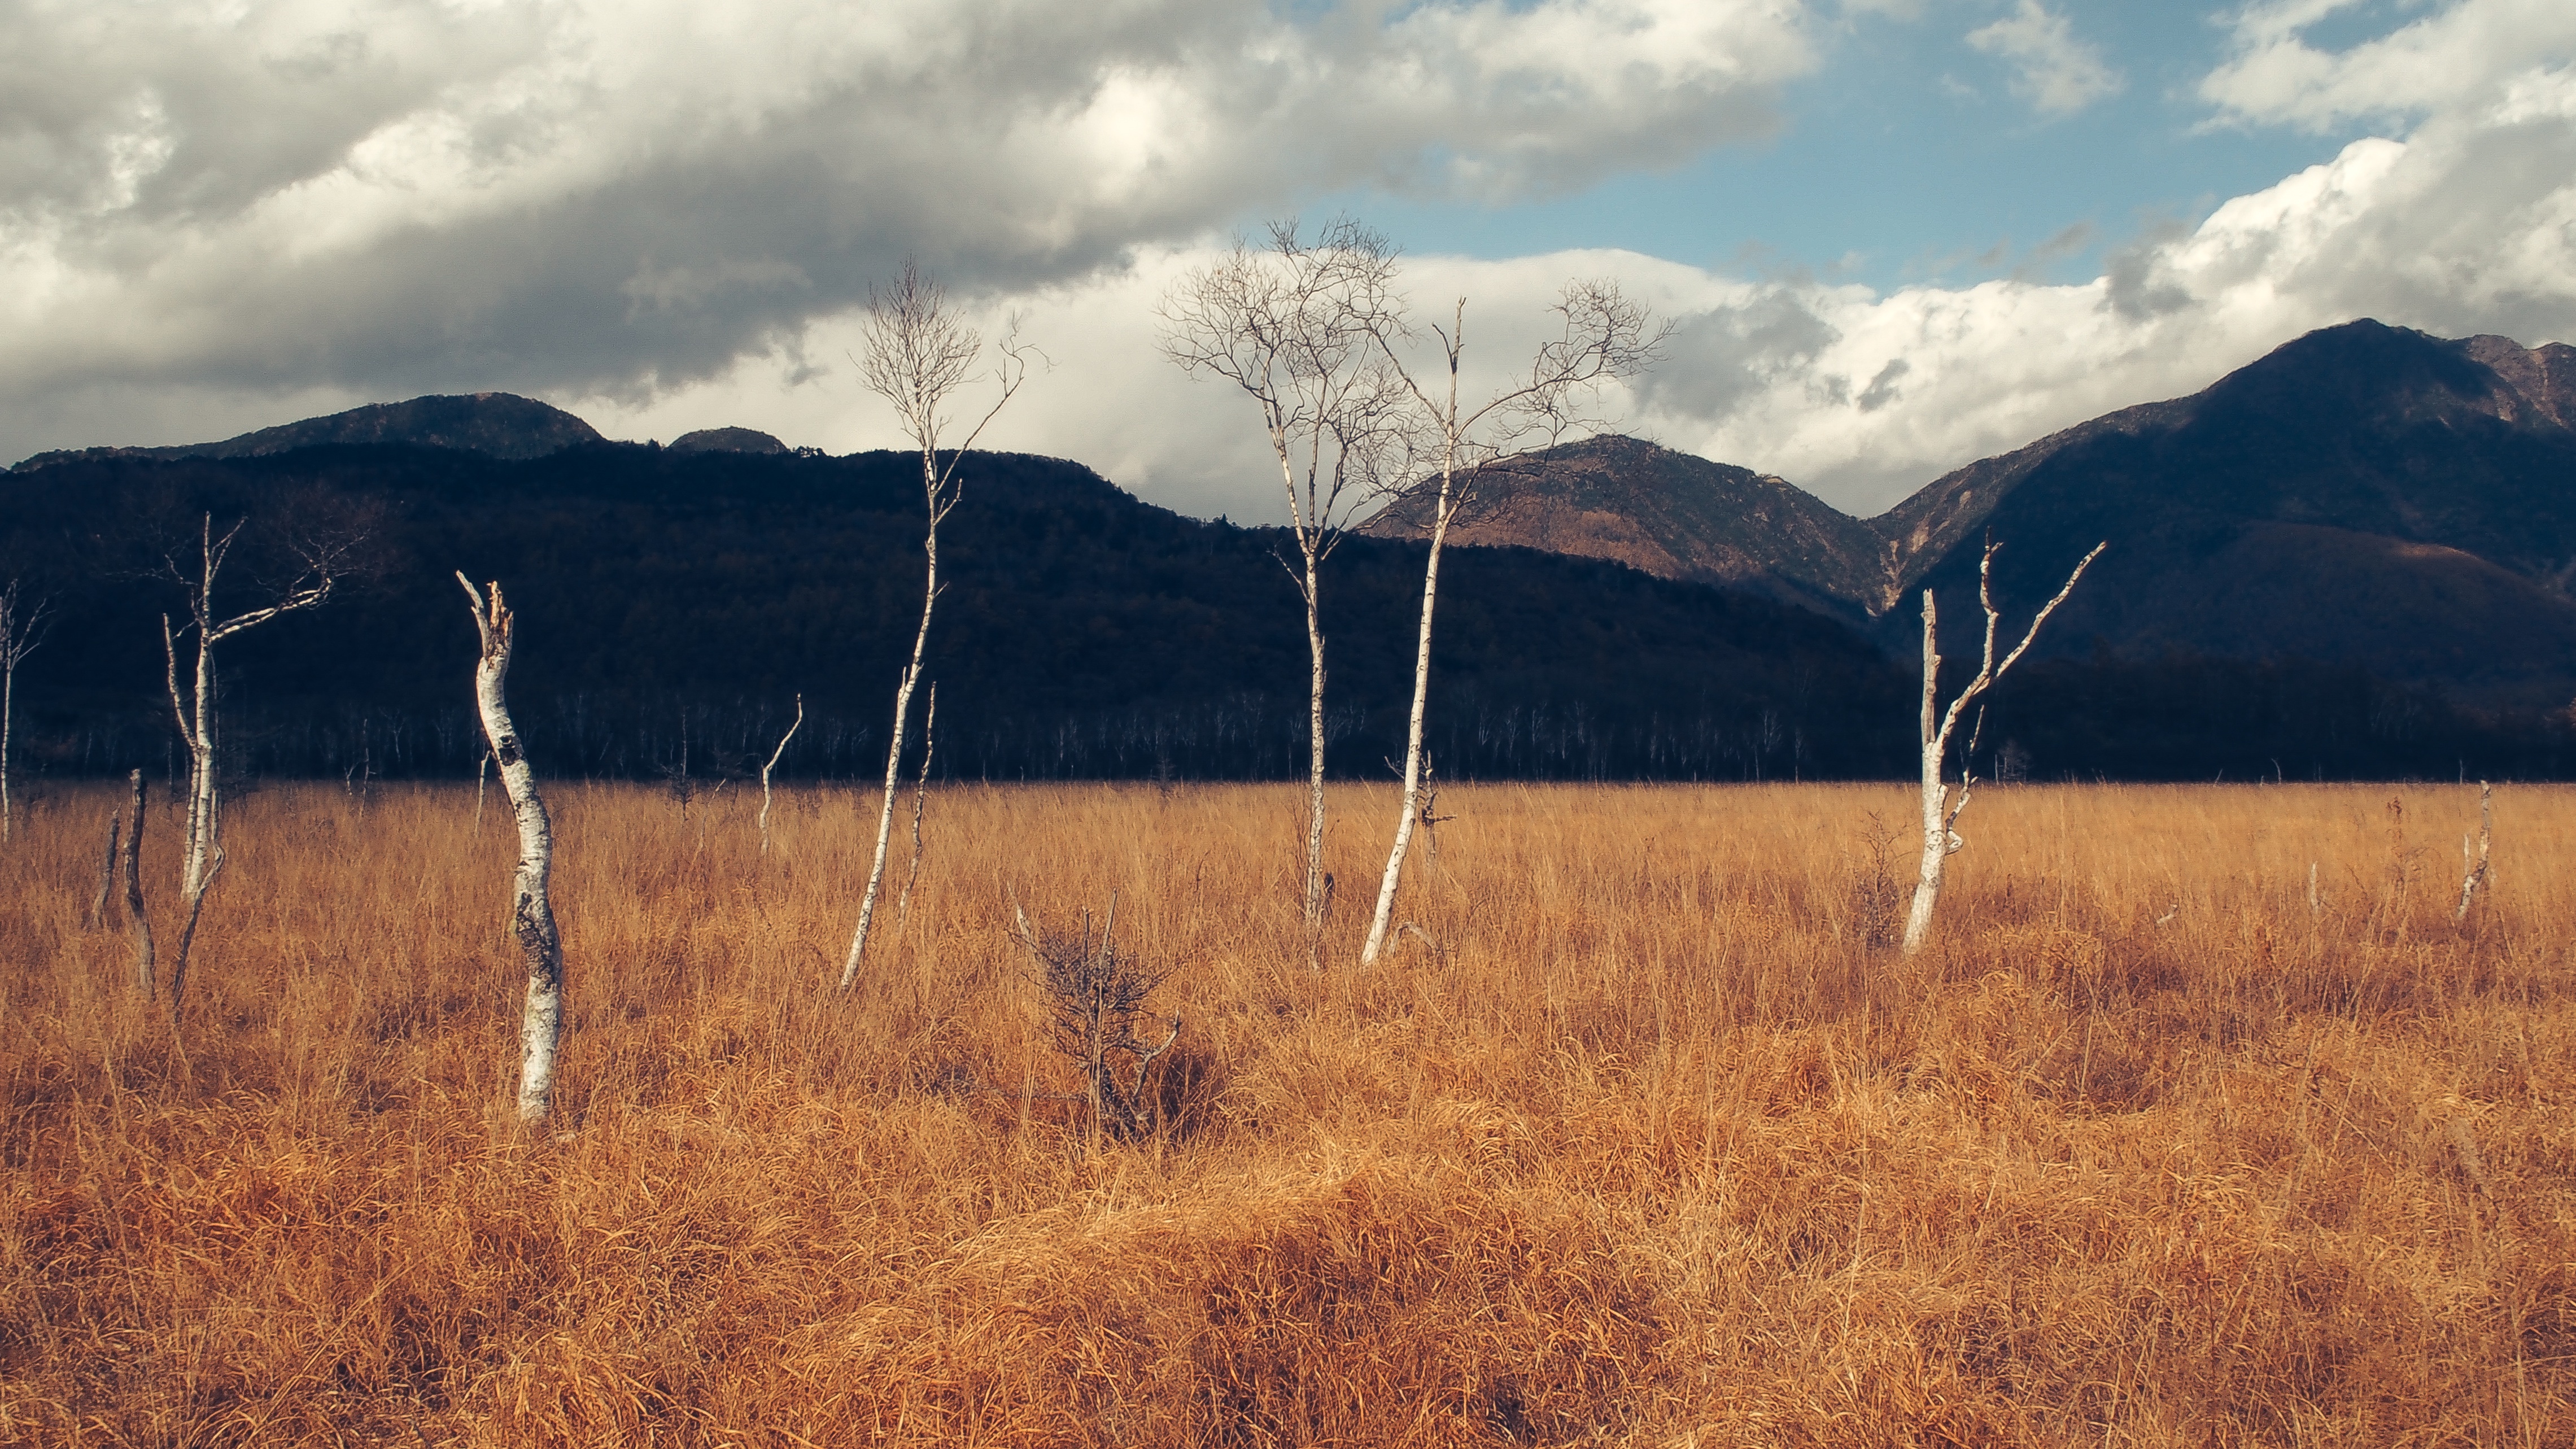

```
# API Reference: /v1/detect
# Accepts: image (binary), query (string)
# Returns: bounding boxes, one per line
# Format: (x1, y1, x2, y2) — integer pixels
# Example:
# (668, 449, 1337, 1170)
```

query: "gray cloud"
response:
(1629, 287, 1840, 422)
(1855, 356, 1907, 411)
(0, 0, 1816, 456)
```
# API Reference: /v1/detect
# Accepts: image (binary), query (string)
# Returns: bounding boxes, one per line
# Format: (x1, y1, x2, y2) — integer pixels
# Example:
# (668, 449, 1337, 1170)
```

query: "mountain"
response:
(11, 392, 602, 470)
(0, 442, 1908, 784)
(1896, 320, 2576, 707)
(1367, 320, 2576, 708)
(1357, 435, 1888, 617)
(670, 427, 789, 455)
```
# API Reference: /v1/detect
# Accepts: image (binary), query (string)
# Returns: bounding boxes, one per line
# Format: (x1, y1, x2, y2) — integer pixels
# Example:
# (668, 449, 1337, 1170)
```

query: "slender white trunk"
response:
(1897, 542, 2099, 955)
(842, 461, 941, 992)
(1902, 590, 1949, 954)
(1300, 551, 1329, 966)
(164, 622, 224, 1015)
(1360, 474, 1458, 965)
(2, 658, 14, 843)
(458, 576, 565, 1125)
(2457, 780, 2494, 922)
(759, 693, 802, 858)
(474, 750, 489, 837)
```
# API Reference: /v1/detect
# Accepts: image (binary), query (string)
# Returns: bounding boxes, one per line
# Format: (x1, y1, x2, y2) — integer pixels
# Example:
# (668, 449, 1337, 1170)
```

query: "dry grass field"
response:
(2, 778, 2571, 1446)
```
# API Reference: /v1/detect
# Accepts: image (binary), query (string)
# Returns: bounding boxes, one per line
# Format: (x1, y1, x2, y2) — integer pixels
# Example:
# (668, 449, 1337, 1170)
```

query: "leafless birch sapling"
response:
(0, 579, 51, 843)
(1161, 219, 1410, 964)
(457, 575, 566, 1126)
(1356, 281, 1664, 966)
(160, 514, 352, 1015)
(758, 693, 802, 857)
(839, 262, 1028, 993)
(1900, 539, 2104, 955)
(2457, 780, 2494, 921)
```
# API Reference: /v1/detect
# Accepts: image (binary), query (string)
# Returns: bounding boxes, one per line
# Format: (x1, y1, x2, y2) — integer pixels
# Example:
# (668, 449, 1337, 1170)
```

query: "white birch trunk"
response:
(1898, 540, 2102, 956)
(163, 616, 223, 1015)
(841, 459, 941, 993)
(458, 575, 565, 1126)
(1902, 590, 1951, 955)
(0, 582, 44, 846)
(759, 692, 803, 858)
(1359, 471, 1457, 966)
(2456, 780, 2494, 922)
(2, 655, 14, 843)
(1301, 551, 1330, 965)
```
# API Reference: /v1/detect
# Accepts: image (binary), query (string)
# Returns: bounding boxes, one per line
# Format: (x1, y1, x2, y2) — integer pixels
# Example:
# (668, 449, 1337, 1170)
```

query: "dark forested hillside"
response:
(0, 442, 1911, 783)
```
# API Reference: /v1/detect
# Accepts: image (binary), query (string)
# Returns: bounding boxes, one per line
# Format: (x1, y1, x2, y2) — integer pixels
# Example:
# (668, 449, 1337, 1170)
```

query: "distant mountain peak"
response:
(1359, 434, 1888, 616)
(670, 426, 789, 455)
(12, 392, 602, 471)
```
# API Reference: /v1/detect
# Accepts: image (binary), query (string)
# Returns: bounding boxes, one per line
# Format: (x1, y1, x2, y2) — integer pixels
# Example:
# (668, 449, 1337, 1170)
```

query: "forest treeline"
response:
(2, 440, 2569, 783)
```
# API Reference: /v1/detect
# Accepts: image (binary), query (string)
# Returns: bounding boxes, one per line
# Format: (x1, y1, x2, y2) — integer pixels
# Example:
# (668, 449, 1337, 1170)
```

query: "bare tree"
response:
(1161, 219, 1411, 964)
(160, 514, 352, 1015)
(0, 579, 51, 842)
(1014, 899, 1181, 1145)
(1355, 280, 1665, 966)
(839, 261, 1029, 993)
(122, 769, 154, 996)
(2457, 780, 2494, 922)
(758, 692, 803, 858)
(457, 575, 566, 1126)
(1900, 539, 2104, 955)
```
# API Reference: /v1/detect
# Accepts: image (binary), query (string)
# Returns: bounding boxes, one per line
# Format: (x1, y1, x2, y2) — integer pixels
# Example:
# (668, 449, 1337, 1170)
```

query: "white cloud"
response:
(2203, 0, 2576, 130)
(0, 0, 1817, 460)
(1964, 0, 2123, 117)
(569, 43, 2576, 527)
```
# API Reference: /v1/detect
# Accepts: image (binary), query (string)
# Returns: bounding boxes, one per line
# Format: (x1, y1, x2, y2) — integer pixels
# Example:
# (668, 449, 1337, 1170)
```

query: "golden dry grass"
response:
(2, 778, 2571, 1446)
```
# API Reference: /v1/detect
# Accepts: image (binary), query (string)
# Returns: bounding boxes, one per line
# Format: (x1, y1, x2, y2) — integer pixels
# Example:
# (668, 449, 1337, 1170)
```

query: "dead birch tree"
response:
(2457, 780, 2494, 921)
(838, 261, 1028, 993)
(160, 514, 352, 1015)
(0, 580, 49, 843)
(457, 575, 566, 1126)
(1901, 538, 2104, 955)
(1161, 219, 1409, 965)
(1355, 281, 1664, 966)
(759, 693, 802, 858)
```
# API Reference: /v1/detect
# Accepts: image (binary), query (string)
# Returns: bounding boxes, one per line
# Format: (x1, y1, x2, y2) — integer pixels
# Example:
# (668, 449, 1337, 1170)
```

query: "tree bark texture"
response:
(122, 770, 154, 997)
(458, 575, 566, 1127)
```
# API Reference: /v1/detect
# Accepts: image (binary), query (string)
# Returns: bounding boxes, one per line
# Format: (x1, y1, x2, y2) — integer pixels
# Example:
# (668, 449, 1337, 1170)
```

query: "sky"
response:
(3, 0, 2572, 518)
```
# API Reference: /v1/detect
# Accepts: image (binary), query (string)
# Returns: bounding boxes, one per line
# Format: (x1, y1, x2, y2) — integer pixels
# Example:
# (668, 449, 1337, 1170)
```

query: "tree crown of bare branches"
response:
(0, 578, 51, 672)
(1375, 277, 1667, 500)
(858, 258, 1032, 527)
(159, 512, 358, 647)
(1159, 217, 1416, 556)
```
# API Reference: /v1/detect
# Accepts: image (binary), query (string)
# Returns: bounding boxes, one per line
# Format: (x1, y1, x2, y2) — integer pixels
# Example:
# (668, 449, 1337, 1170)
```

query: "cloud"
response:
(0, 0, 1817, 459)
(1964, 0, 2123, 117)
(538, 44, 2576, 528)
(1622, 68, 2576, 513)
(2202, 0, 2576, 130)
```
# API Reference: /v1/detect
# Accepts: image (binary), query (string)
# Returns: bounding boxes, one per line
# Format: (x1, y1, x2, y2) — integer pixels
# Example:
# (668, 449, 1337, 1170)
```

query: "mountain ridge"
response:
(11, 392, 604, 470)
